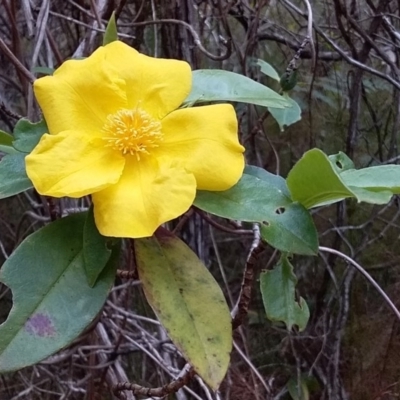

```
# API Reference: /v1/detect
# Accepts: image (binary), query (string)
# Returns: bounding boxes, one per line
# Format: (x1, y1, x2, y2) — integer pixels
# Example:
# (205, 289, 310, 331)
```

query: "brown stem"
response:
(194, 208, 253, 235)
(116, 269, 137, 280)
(112, 367, 195, 397)
(232, 235, 265, 329)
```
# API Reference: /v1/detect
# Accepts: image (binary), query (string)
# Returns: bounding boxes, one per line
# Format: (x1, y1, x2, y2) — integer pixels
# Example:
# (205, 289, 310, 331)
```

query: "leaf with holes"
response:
(0, 213, 118, 372)
(328, 151, 355, 172)
(195, 166, 318, 255)
(287, 149, 396, 208)
(183, 70, 289, 109)
(260, 255, 310, 331)
(135, 228, 232, 390)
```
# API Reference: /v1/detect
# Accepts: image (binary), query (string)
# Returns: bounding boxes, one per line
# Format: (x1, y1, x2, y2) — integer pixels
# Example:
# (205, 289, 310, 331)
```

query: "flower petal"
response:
(156, 104, 245, 191)
(25, 131, 125, 198)
(103, 41, 192, 119)
(34, 47, 127, 135)
(92, 156, 196, 238)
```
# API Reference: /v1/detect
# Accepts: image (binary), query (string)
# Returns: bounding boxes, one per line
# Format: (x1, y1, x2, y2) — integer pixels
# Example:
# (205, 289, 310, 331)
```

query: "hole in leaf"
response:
(275, 207, 285, 215)
(0, 283, 13, 324)
(262, 221, 270, 227)
(336, 160, 343, 169)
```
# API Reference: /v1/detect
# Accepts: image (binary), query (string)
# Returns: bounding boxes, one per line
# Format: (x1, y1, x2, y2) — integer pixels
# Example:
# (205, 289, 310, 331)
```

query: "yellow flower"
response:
(26, 41, 244, 238)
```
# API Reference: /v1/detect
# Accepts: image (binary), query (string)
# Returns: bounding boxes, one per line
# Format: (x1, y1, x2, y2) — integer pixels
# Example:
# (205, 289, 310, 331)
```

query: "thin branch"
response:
(0, 38, 35, 83)
(280, 0, 400, 91)
(194, 208, 253, 235)
(113, 367, 195, 397)
(232, 225, 263, 329)
(120, 18, 232, 61)
(319, 246, 400, 321)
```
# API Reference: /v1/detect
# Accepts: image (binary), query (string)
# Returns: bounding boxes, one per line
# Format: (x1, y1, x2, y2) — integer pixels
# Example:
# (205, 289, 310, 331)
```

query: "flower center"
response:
(102, 108, 163, 159)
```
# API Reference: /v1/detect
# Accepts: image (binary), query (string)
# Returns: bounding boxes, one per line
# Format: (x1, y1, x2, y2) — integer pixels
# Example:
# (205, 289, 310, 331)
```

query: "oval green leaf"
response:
(0, 129, 13, 146)
(341, 165, 400, 193)
(255, 59, 280, 81)
(260, 255, 310, 331)
(268, 94, 301, 131)
(135, 229, 232, 390)
(184, 69, 289, 109)
(194, 166, 318, 255)
(0, 153, 32, 198)
(287, 149, 397, 207)
(13, 118, 47, 153)
(0, 213, 118, 372)
(0, 130, 18, 154)
(83, 206, 114, 287)
(286, 148, 356, 208)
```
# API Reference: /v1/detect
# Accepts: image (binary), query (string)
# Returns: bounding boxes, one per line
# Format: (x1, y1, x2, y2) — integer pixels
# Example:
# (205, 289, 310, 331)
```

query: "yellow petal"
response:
(103, 41, 192, 119)
(156, 104, 245, 191)
(34, 46, 127, 135)
(92, 156, 196, 238)
(25, 131, 125, 198)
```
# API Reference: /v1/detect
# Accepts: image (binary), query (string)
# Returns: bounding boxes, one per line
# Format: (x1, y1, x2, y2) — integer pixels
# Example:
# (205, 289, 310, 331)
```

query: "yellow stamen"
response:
(102, 108, 163, 159)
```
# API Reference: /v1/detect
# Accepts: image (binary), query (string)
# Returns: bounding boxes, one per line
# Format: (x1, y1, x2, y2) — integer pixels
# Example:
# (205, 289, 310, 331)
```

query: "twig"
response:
(112, 367, 195, 397)
(0, 38, 35, 83)
(232, 225, 264, 329)
(319, 246, 400, 321)
(233, 341, 272, 394)
(302, 0, 316, 71)
(116, 270, 137, 280)
(121, 18, 231, 61)
(172, 208, 194, 235)
(194, 208, 253, 235)
(0, 102, 22, 120)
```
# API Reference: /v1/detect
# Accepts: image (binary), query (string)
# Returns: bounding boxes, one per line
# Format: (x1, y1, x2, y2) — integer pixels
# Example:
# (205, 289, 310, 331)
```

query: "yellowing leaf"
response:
(135, 228, 232, 390)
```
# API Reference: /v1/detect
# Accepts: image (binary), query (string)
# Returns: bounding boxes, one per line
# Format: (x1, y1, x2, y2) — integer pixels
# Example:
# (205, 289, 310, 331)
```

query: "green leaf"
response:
(287, 149, 400, 208)
(0, 130, 13, 146)
(268, 94, 301, 131)
(103, 11, 118, 45)
(328, 151, 355, 172)
(245, 165, 290, 196)
(255, 59, 280, 81)
(32, 66, 55, 75)
(83, 206, 114, 287)
(13, 118, 47, 153)
(286, 148, 356, 208)
(280, 69, 298, 92)
(0, 213, 118, 372)
(0, 153, 32, 198)
(0, 130, 18, 154)
(287, 376, 310, 400)
(135, 229, 232, 390)
(346, 186, 393, 204)
(184, 70, 289, 109)
(341, 165, 400, 193)
(260, 255, 310, 331)
(195, 166, 318, 255)
(0, 145, 18, 154)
